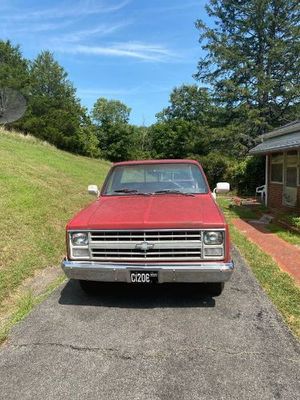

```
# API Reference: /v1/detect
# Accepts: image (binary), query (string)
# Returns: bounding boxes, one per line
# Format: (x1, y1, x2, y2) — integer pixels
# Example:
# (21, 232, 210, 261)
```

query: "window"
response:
(104, 163, 209, 195)
(286, 151, 298, 188)
(270, 153, 283, 183)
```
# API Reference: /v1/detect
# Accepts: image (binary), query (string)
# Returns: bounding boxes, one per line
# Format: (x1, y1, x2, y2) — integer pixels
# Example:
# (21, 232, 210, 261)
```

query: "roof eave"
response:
(260, 121, 300, 140)
(249, 143, 300, 155)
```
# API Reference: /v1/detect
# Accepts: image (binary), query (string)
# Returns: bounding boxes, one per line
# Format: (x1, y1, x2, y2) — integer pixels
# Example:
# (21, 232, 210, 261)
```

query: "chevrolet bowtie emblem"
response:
(135, 241, 154, 251)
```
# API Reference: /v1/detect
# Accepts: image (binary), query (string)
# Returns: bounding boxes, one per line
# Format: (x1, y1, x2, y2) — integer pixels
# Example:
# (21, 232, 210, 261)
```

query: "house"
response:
(249, 120, 300, 211)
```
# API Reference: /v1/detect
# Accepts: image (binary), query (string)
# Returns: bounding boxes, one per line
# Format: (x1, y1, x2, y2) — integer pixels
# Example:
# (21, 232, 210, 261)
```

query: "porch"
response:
(250, 120, 300, 211)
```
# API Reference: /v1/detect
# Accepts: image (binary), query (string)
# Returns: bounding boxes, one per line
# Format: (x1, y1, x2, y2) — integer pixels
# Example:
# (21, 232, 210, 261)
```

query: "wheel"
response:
(206, 282, 224, 297)
(79, 280, 100, 295)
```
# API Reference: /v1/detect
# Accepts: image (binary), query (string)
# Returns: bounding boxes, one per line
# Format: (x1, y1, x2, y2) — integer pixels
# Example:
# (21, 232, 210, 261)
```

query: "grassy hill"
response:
(0, 128, 111, 309)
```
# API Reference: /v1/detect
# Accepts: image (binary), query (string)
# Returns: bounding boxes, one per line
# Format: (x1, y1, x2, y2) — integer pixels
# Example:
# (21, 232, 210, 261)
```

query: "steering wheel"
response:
(167, 180, 184, 190)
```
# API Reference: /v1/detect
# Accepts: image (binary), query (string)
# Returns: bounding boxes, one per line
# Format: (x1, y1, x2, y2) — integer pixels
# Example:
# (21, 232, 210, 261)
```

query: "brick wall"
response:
(268, 183, 283, 209)
(267, 156, 300, 211)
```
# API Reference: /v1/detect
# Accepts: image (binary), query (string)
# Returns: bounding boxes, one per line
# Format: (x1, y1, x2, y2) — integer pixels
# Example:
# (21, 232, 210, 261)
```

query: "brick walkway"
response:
(232, 218, 300, 285)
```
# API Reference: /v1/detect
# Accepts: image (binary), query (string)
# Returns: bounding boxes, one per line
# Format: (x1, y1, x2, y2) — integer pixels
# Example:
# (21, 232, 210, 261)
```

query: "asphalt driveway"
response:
(0, 248, 299, 400)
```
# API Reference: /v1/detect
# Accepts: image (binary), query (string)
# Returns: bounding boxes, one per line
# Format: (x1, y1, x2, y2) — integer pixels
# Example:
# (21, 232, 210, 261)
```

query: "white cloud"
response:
(78, 84, 170, 98)
(6, 20, 74, 34)
(0, 1, 132, 50)
(1, 0, 182, 64)
(78, 88, 139, 97)
(56, 42, 176, 62)
(0, 0, 130, 21)
(59, 23, 128, 42)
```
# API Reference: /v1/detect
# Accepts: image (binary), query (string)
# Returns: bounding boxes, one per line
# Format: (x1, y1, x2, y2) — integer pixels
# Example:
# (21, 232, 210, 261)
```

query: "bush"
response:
(191, 153, 265, 195)
(76, 127, 100, 158)
(228, 155, 265, 195)
(192, 152, 231, 189)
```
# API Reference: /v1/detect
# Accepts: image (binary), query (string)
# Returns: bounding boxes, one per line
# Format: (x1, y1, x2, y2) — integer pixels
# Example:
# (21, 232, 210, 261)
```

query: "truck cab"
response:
(62, 160, 234, 296)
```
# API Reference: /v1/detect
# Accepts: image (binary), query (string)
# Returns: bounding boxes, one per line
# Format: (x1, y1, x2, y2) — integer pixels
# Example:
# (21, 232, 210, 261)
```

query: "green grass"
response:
(219, 196, 300, 338)
(265, 224, 300, 246)
(0, 128, 110, 310)
(218, 197, 300, 246)
(280, 213, 300, 230)
(0, 275, 66, 344)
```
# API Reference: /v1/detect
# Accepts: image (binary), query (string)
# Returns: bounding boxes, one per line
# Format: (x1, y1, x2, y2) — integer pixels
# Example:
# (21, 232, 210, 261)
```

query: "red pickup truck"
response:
(62, 159, 234, 296)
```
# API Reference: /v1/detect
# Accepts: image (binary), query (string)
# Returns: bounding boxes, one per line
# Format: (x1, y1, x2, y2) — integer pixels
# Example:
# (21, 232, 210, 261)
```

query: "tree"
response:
(98, 123, 135, 161)
(156, 84, 215, 125)
(92, 97, 133, 161)
(0, 41, 30, 129)
(22, 51, 89, 153)
(195, 0, 300, 137)
(76, 125, 100, 158)
(0, 40, 29, 93)
(92, 98, 131, 126)
(130, 126, 152, 159)
(149, 120, 207, 159)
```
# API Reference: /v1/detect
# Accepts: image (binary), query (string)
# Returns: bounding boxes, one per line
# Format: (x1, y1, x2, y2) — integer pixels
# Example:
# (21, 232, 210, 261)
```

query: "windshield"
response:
(103, 163, 209, 195)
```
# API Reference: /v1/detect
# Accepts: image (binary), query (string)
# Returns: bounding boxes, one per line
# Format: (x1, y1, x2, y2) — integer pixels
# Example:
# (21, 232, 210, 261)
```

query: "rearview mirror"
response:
(212, 182, 230, 199)
(88, 185, 99, 196)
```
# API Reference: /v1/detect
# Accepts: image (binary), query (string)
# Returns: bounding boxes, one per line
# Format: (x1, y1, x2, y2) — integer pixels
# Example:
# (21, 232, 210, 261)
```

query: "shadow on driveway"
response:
(59, 280, 216, 309)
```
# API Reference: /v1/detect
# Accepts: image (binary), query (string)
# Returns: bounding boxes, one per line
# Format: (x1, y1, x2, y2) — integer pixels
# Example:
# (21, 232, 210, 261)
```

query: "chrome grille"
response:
(89, 230, 202, 261)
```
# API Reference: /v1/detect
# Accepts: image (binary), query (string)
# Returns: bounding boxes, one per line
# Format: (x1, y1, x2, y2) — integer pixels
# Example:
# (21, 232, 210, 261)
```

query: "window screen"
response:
(270, 153, 283, 183)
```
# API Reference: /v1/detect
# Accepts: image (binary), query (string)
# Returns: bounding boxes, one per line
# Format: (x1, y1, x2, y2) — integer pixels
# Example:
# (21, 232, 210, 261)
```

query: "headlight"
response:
(72, 248, 90, 257)
(70, 232, 88, 246)
(203, 231, 223, 245)
(204, 248, 223, 257)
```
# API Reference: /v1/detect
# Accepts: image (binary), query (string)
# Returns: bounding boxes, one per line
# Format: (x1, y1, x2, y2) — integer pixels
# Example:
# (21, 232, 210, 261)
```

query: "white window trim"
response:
(283, 150, 300, 187)
(282, 150, 299, 207)
(270, 152, 284, 184)
(265, 154, 268, 206)
(297, 150, 300, 187)
(270, 150, 300, 186)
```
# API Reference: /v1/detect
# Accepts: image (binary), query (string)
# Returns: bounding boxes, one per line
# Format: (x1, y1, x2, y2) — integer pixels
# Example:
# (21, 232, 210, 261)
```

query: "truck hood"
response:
(67, 194, 226, 230)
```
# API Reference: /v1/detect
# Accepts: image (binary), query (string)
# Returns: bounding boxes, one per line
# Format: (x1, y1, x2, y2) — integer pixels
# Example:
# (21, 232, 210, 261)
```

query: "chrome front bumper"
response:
(61, 259, 234, 283)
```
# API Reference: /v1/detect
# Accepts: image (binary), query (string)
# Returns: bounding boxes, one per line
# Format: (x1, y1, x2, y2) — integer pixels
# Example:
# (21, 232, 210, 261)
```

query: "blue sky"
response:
(1, 0, 209, 125)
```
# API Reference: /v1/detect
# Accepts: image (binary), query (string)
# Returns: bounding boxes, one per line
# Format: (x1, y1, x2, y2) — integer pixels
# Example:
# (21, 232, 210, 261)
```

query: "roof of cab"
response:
(113, 159, 200, 166)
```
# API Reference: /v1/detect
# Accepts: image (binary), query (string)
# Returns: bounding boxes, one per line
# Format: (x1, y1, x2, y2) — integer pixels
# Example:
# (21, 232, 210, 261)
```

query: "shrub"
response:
(192, 152, 231, 189)
(228, 156, 265, 195)
(192, 153, 264, 195)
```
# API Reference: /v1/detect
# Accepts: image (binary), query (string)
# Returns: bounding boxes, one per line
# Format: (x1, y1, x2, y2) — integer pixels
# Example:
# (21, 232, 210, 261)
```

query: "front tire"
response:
(206, 282, 224, 297)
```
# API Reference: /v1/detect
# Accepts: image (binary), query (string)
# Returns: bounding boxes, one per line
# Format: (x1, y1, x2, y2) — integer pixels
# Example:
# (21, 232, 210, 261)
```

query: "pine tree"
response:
(195, 0, 300, 137)
(0, 40, 29, 92)
(0, 40, 30, 128)
(23, 51, 88, 152)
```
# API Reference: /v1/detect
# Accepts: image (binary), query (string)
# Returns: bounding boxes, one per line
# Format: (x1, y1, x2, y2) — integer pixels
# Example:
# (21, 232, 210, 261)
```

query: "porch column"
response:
(265, 154, 268, 206)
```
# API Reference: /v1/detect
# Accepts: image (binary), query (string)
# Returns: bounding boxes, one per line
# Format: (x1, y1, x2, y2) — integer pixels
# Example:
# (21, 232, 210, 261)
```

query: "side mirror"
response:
(88, 184, 99, 196)
(213, 182, 230, 198)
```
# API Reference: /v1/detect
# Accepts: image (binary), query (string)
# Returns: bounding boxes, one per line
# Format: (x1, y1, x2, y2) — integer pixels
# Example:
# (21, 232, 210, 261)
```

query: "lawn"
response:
(0, 128, 110, 311)
(219, 196, 300, 338)
(223, 197, 300, 247)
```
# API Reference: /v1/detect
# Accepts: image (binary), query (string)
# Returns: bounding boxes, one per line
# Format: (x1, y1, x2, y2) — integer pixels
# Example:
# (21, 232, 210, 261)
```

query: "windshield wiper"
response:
(113, 189, 195, 196)
(114, 189, 139, 193)
(113, 189, 151, 195)
(153, 190, 195, 197)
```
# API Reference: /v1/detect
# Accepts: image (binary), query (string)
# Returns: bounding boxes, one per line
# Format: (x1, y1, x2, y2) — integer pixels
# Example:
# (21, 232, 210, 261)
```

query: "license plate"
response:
(130, 271, 158, 284)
